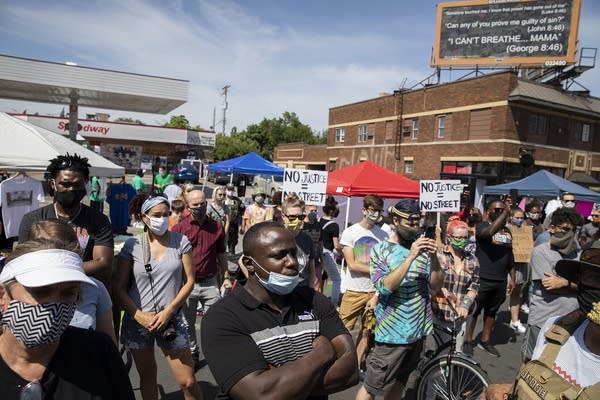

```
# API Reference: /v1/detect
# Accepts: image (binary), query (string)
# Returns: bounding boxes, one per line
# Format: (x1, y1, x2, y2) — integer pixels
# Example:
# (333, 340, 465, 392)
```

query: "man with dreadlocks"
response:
(18, 153, 114, 286)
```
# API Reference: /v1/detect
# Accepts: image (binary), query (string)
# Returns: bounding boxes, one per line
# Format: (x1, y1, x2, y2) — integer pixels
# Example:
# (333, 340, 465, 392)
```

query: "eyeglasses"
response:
(20, 379, 43, 400)
(285, 214, 305, 222)
(555, 224, 574, 232)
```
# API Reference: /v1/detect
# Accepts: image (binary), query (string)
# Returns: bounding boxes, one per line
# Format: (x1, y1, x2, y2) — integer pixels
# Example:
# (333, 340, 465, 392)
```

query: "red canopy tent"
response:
(326, 160, 419, 198)
(325, 161, 420, 229)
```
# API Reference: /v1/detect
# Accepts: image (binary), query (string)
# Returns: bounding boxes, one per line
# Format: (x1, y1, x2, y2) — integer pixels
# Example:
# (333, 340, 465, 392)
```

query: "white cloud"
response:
(0, 0, 598, 135)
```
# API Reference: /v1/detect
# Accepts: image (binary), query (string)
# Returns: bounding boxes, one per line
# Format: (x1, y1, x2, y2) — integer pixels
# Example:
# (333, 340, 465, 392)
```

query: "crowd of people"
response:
(0, 152, 599, 399)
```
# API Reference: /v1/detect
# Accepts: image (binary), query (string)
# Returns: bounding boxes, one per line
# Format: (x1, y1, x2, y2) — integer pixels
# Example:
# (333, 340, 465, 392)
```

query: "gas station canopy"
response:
(0, 54, 188, 114)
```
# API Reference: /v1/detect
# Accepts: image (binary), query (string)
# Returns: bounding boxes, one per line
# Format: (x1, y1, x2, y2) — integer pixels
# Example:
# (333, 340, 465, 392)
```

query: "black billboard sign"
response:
(432, 0, 581, 67)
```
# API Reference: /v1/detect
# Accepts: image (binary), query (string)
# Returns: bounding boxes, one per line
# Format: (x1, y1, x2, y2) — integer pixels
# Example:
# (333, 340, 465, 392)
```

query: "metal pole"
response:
(68, 93, 79, 141)
(221, 85, 230, 136)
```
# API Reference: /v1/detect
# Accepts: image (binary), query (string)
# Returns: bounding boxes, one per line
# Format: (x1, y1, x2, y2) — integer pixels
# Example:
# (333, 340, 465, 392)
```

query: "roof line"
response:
(0, 53, 189, 83)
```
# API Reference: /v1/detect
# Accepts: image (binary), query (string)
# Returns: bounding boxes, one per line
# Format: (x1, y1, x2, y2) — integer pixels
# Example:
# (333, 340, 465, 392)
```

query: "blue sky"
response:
(0, 0, 598, 133)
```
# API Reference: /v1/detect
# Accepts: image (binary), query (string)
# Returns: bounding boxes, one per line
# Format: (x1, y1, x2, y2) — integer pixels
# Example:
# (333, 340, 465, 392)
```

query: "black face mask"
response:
(189, 206, 207, 221)
(578, 284, 600, 315)
(397, 225, 419, 243)
(488, 211, 503, 222)
(54, 189, 86, 209)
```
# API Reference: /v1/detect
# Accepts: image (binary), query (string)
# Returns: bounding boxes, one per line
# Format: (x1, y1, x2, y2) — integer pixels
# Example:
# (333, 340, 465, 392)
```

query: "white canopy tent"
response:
(0, 112, 124, 178)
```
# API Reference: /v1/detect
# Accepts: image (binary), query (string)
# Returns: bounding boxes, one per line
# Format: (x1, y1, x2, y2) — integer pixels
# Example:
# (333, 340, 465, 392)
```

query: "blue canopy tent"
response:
(207, 152, 284, 176)
(482, 169, 600, 202)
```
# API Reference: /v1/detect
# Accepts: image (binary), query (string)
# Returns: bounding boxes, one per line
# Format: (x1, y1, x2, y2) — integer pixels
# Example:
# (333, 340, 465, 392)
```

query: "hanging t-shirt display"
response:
(106, 183, 137, 231)
(0, 175, 44, 238)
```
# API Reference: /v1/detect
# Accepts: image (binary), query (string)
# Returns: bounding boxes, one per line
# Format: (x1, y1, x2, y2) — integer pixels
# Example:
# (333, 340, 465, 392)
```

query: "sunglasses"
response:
(285, 214, 305, 222)
(21, 379, 43, 400)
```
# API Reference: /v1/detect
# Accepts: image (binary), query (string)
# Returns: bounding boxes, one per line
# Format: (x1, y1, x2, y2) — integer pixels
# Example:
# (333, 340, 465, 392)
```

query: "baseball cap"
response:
(390, 199, 421, 219)
(0, 249, 96, 288)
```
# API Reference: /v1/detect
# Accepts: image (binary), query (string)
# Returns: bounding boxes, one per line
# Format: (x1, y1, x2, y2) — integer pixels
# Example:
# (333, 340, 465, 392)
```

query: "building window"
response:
(576, 123, 591, 143)
(404, 160, 414, 174)
(335, 128, 345, 143)
(358, 125, 368, 143)
(437, 115, 446, 138)
(528, 114, 546, 135)
(411, 119, 419, 139)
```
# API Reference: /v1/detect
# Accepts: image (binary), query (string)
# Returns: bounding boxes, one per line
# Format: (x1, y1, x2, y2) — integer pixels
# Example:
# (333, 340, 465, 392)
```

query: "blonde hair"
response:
(212, 186, 225, 201)
(282, 192, 305, 213)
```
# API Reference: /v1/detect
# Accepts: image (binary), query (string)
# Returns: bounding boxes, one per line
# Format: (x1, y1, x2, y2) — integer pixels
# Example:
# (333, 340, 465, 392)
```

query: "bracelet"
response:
(461, 296, 474, 309)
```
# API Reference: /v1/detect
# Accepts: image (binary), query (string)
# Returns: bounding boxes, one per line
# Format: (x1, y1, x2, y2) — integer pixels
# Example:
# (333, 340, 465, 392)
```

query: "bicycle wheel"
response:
(416, 356, 489, 400)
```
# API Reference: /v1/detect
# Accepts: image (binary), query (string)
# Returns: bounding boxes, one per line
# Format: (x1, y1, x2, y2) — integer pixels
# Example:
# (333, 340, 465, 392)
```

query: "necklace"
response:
(53, 203, 82, 223)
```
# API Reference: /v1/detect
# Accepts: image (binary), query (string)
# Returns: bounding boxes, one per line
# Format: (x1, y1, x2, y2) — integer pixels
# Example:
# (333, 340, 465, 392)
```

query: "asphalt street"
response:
(126, 289, 525, 400)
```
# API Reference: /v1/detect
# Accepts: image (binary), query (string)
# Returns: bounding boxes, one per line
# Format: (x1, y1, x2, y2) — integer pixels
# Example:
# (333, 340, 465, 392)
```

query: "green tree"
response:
(241, 111, 320, 159)
(163, 115, 190, 129)
(114, 117, 143, 124)
(213, 133, 260, 161)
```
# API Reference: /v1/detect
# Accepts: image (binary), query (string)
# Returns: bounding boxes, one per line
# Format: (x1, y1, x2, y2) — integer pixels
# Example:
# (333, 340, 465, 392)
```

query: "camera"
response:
(162, 320, 177, 342)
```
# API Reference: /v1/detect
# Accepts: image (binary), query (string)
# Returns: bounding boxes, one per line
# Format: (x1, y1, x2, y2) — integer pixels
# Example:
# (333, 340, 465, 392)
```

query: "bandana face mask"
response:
(1, 300, 76, 347)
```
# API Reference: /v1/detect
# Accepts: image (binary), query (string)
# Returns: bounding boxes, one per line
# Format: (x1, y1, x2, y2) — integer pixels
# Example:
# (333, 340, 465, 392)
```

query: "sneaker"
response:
(520, 304, 530, 314)
(477, 341, 500, 357)
(462, 341, 475, 357)
(510, 320, 526, 334)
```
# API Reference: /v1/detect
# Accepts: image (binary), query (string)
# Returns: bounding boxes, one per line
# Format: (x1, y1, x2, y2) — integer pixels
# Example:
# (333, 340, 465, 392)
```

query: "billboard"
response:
(432, 0, 581, 67)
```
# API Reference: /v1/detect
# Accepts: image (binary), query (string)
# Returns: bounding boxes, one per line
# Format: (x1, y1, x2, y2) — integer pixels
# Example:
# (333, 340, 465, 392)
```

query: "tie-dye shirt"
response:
(370, 240, 433, 344)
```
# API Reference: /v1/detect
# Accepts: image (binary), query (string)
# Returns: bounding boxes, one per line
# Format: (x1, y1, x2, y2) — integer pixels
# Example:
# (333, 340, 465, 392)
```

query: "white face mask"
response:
(146, 216, 169, 236)
(226, 190, 234, 197)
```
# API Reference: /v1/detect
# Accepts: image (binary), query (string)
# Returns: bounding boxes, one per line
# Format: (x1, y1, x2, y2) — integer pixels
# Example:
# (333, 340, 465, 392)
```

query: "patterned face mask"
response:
(1, 300, 76, 347)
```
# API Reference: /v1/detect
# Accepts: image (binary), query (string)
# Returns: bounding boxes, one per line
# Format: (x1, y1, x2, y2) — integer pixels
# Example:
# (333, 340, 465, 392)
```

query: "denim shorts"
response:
(120, 309, 189, 351)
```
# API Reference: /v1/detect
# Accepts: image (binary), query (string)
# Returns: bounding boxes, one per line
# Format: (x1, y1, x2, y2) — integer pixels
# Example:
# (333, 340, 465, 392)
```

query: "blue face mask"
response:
(248, 256, 301, 295)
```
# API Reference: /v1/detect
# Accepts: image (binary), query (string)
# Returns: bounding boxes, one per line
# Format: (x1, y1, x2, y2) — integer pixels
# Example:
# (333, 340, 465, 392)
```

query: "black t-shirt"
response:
(475, 221, 514, 281)
(0, 327, 134, 400)
(18, 204, 114, 261)
(295, 231, 316, 285)
(201, 285, 349, 400)
(319, 218, 340, 252)
(301, 221, 322, 265)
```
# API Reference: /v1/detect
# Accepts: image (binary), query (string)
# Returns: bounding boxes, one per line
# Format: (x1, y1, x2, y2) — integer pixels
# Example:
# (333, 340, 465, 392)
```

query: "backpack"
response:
(513, 310, 600, 399)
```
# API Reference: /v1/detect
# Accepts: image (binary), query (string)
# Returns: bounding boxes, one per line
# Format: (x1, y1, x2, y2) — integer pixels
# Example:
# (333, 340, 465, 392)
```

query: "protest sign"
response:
(282, 168, 328, 206)
(508, 224, 534, 263)
(419, 180, 462, 212)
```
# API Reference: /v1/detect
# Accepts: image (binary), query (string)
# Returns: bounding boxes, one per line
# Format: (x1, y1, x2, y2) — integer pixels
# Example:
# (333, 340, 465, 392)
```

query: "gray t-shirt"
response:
(70, 277, 112, 330)
(207, 202, 230, 227)
(528, 242, 579, 327)
(119, 232, 191, 312)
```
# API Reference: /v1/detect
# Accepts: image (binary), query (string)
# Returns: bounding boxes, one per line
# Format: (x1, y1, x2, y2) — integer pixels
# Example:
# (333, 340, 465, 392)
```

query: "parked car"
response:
(207, 171, 239, 185)
(253, 174, 283, 196)
(171, 163, 199, 183)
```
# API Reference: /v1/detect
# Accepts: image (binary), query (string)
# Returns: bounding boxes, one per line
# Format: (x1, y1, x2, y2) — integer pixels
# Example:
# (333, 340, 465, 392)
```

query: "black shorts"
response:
(473, 278, 507, 318)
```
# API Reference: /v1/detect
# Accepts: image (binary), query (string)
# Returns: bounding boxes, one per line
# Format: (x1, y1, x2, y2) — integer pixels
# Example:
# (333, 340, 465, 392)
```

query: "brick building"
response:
(274, 71, 600, 192)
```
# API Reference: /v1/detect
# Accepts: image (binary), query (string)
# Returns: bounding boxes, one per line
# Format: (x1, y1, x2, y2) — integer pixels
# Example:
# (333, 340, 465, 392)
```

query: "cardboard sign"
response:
(508, 224, 534, 263)
(419, 180, 462, 212)
(282, 168, 328, 206)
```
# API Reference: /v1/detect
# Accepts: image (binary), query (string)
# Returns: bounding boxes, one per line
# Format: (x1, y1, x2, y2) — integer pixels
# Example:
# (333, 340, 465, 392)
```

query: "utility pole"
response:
(221, 85, 230, 136)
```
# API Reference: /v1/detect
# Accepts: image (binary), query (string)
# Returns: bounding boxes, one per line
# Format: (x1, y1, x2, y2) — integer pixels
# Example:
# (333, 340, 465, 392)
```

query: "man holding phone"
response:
(356, 199, 444, 400)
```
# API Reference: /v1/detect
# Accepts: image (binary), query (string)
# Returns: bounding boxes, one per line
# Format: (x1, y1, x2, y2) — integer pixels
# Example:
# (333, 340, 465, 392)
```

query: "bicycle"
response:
(415, 306, 490, 400)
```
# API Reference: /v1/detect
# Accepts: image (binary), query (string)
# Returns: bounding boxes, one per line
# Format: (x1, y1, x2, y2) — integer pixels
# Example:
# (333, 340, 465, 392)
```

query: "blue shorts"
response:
(120, 309, 189, 351)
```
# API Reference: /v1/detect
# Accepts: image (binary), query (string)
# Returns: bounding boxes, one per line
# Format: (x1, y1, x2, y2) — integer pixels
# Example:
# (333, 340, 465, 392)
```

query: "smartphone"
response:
(421, 225, 436, 240)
